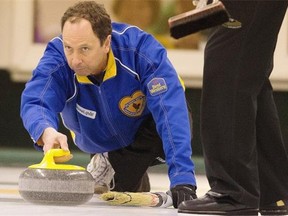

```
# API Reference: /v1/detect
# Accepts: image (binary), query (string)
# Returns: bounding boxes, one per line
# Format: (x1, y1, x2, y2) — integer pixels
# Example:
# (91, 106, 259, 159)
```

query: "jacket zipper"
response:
(97, 86, 127, 147)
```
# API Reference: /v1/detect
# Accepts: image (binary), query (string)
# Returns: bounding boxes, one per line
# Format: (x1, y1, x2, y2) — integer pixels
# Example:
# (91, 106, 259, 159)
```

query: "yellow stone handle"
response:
(29, 149, 85, 170)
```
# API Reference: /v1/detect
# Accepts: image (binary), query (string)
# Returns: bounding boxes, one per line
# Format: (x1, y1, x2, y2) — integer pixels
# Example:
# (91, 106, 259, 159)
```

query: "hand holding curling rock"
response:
(18, 149, 94, 205)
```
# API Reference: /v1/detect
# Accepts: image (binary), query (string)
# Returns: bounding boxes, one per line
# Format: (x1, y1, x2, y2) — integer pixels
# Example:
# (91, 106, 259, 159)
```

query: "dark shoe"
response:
(178, 191, 258, 215)
(260, 199, 288, 215)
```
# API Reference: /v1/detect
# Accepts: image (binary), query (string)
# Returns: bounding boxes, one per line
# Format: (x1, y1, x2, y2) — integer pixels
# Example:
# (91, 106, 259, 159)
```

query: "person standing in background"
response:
(179, 1, 288, 215)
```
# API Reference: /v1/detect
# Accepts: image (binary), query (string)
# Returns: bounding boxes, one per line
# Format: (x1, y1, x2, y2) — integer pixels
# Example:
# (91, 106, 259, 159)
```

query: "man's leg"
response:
(178, 1, 288, 214)
(201, 0, 288, 206)
(88, 99, 192, 193)
(256, 79, 288, 208)
(109, 100, 193, 192)
(108, 116, 165, 192)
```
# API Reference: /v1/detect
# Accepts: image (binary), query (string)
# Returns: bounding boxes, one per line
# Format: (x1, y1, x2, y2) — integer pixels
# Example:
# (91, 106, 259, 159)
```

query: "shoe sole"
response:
(178, 208, 259, 215)
(260, 209, 288, 215)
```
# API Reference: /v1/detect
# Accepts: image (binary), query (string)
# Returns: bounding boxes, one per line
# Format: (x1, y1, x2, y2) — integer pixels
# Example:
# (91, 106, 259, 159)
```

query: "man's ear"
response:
(104, 35, 111, 52)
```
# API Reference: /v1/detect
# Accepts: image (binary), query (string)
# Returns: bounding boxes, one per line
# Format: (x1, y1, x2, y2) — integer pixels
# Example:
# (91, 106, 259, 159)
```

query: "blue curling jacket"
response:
(20, 22, 196, 187)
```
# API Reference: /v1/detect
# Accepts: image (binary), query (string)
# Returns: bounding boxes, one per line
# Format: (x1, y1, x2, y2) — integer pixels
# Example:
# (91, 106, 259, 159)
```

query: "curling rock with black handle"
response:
(18, 149, 95, 205)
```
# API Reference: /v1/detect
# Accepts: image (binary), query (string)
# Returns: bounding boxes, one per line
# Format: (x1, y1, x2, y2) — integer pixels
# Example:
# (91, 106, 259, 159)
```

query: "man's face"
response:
(62, 18, 110, 76)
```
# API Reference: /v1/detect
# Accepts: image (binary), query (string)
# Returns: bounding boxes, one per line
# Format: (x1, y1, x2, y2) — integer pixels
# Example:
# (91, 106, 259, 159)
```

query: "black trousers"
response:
(107, 102, 193, 192)
(201, 1, 288, 207)
(108, 115, 165, 192)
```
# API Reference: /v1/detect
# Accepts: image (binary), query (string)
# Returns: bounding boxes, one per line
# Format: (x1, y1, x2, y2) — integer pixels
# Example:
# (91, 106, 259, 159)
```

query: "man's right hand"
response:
(38, 127, 72, 162)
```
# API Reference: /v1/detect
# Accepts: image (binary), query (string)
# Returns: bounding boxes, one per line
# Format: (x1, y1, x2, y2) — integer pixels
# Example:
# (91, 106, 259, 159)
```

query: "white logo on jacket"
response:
(76, 103, 96, 119)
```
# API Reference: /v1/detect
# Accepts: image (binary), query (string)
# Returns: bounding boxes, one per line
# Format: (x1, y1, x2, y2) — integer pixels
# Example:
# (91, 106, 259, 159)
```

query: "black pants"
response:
(108, 116, 164, 192)
(201, 1, 288, 207)
(108, 102, 193, 192)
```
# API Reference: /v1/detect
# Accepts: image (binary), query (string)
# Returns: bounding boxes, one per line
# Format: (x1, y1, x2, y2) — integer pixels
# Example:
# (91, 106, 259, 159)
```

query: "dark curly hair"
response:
(61, 1, 112, 45)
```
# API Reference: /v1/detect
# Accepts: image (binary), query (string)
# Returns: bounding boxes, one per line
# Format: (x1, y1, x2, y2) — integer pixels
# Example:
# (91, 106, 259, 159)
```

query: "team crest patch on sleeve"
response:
(119, 90, 146, 117)
(147, 78, 168, 96)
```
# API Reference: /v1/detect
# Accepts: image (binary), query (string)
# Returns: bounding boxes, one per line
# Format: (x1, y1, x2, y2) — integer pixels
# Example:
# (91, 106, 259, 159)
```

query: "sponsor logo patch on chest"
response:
(119, 90, 146, 117)
(147, 78, 168, 96)
(76, 103, 96, 119)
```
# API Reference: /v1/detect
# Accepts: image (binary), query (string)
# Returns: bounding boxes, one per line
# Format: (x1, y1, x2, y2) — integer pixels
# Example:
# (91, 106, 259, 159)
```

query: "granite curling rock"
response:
(18, 149, 95, 205)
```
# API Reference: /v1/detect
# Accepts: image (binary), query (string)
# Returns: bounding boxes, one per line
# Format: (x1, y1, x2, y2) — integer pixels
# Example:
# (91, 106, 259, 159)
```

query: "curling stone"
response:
(18, 149, 94, 205)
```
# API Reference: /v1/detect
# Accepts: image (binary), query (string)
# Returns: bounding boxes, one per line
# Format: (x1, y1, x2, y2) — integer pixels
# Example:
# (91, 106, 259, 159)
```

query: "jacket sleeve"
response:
(20, 37, 74, 145)
(136, 32, 197, 188)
